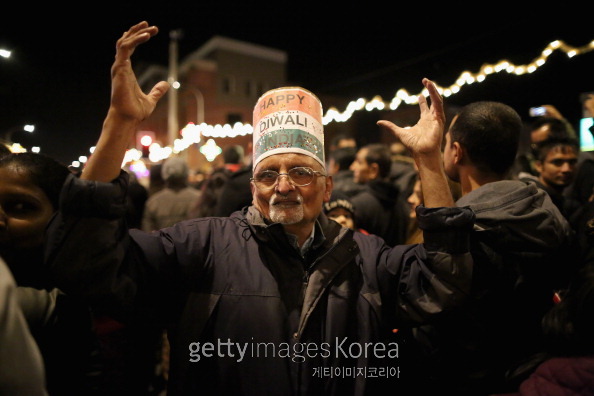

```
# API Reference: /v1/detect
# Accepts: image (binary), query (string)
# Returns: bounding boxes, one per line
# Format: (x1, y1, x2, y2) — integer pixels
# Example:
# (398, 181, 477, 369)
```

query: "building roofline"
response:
(185, 35, 287, 64)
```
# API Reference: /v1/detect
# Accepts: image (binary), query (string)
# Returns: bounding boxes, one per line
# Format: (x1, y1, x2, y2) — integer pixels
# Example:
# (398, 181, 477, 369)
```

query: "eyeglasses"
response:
(250, 167, 327, 189)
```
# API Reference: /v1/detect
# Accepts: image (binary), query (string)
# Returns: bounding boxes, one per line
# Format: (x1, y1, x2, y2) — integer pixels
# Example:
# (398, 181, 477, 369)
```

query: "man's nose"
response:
(560, 162, 574, 172)
(275, 174, 295, 194)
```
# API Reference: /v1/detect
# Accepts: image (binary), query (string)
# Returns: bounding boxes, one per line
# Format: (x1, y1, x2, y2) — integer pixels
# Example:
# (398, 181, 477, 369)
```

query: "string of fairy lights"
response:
(131, 38, 594, 168)
(8, 38, 594, 170)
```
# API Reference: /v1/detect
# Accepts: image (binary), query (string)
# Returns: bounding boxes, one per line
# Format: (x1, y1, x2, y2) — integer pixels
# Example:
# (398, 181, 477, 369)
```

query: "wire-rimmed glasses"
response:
(250, 166, 326, 190)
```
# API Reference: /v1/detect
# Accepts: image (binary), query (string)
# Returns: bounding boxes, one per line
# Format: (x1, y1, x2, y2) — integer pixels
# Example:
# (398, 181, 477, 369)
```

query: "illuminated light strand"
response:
(322, 39, 594, 124)
(70, 38, 594, 168)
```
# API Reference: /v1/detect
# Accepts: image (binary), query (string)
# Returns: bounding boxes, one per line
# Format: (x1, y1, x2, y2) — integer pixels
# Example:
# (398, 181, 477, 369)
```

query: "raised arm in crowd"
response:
(44, 21, 475, 395)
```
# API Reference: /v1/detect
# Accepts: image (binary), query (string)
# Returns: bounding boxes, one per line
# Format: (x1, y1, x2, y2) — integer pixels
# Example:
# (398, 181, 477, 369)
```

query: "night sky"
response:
(1, 4, 592, 164)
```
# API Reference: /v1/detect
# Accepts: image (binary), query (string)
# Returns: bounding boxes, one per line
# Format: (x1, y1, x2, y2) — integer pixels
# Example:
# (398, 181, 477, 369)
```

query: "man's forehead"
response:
(255, 153, 320, 170)
(546, 146, 578, 158)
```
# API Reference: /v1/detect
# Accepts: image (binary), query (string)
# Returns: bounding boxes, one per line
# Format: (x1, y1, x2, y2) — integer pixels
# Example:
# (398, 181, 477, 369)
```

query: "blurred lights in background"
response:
(6, 38, 593, 169)
(106, 38, 594, 168)
(200, 138, 223, 162)
(129, 160, 150, 179)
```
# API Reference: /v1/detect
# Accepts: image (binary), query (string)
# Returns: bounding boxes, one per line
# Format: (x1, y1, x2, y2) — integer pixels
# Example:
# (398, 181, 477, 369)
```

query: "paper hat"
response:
(252, 87, 324, 169)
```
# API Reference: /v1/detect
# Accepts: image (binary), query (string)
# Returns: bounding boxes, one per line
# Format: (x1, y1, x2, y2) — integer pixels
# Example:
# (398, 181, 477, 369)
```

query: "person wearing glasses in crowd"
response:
(44, 22, 475, 395)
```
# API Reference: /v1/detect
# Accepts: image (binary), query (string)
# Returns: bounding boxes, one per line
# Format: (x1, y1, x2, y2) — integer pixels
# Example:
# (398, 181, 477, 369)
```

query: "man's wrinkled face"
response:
(251, 153, 332, 228)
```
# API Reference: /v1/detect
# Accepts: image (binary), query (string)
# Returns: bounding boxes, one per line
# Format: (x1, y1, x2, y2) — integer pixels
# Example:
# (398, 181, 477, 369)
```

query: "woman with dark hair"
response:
(0, 152, 103, 395)
(0, 152, 71, 288)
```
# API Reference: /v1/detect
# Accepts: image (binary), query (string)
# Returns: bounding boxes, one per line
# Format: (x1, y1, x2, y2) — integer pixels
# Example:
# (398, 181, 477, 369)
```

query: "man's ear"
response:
(534, 160, 543, 174)
(324, 175, 334, 202)
(453, 142, 464, 165)
(369, 162, 380, 180)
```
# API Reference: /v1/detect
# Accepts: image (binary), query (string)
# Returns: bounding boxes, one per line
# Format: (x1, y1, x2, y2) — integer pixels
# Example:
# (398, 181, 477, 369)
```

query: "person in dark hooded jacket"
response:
(409, 101, 577, 396)
(349, 143, 409, 246)
(44, 22, 476, 396)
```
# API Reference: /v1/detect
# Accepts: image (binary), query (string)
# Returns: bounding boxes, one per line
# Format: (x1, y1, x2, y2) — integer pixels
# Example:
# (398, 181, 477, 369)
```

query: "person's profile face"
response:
(0, 165, 54, 252)
(251, 153, 331, 227)
(350, 148, 372, 183)
(407, 179, 423, 218)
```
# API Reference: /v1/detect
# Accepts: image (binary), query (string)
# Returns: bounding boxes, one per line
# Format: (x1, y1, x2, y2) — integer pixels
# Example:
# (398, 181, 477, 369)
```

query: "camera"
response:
(529, 106, 547, 117)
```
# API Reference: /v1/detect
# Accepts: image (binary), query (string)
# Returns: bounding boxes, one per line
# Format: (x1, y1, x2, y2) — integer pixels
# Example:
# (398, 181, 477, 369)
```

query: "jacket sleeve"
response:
(376, 204, 475, 326)
(45, 171, 180, 323)
(15, 287, 59, 329)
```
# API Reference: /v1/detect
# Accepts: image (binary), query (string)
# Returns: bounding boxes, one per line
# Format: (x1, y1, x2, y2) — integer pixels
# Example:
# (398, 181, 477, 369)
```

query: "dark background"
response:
(1, 3, 592, 164)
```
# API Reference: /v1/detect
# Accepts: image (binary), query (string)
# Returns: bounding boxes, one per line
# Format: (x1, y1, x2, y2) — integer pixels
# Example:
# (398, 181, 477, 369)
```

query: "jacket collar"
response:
(244, 205, 327, 253)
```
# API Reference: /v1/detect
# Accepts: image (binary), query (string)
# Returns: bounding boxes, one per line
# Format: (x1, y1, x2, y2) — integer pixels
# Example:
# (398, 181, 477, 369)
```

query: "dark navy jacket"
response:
(46, 171, 475, 395)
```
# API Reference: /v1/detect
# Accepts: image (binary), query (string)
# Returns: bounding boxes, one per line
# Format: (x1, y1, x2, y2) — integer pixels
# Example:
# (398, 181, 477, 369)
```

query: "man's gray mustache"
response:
(270, 194, 303, 205)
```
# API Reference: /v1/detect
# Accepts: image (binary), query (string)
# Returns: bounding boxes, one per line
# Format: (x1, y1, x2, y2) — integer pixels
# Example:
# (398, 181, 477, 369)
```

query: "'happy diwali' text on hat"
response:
(252, 87, 324, 169)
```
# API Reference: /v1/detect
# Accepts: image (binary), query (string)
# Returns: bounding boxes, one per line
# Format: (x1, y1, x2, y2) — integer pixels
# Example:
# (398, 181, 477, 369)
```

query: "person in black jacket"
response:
(212, 163, 253, 217)
(409, 101, 577, 396)
(327, 146, 365, 198)
(349, 143, 409, 246)
(519, 136, 582, 225)
(44, 21, 476, 395)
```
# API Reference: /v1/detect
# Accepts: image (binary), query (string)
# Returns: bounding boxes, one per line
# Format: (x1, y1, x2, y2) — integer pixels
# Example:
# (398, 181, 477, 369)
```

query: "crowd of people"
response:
(1, 21, 594, 396)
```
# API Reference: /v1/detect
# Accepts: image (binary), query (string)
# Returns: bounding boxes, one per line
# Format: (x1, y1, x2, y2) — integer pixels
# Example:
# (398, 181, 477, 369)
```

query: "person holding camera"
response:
(512, 104, 577, 180)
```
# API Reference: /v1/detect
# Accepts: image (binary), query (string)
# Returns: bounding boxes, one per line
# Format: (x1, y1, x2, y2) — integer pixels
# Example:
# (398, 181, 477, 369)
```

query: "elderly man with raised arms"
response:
(45, 22, 475, 395)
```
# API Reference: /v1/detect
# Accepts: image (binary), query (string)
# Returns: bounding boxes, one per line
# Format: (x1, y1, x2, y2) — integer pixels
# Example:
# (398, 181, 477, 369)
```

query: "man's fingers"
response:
(114, 24, 158, 65)
(148, 81, 171, 103)
(377, 120, 396, 132)
(417, 92, 429, 113)
(116, 23, 158, 51)
(127, 21, 150, 34)
(377, 120, 406, 141)
(423, 78, 445, 122)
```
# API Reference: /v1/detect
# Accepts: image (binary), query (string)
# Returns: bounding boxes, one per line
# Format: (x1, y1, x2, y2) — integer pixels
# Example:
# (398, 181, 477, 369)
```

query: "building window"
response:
(245, 80, 257, 97)
(222, 75, 236, 94)
(257, 82, 265, 97)
(227, 113, 243, 125)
